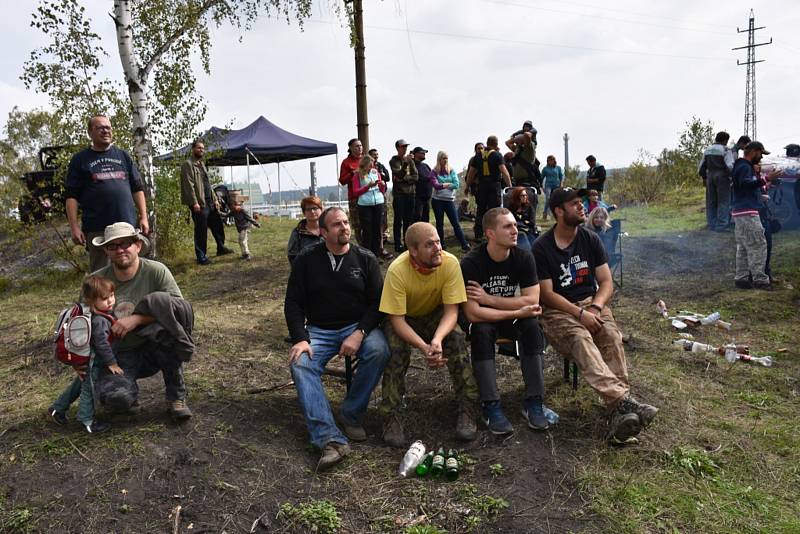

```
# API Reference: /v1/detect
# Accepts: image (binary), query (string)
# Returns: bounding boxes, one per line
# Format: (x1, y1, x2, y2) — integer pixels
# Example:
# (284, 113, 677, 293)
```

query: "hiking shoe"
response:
(461, 244, 472, 252)
(217, 247, 234, 256)
(753, 281, 773, 291)
(619, 396, 659, 428)
(521, 397, 550, 431)
(317, 441, 351, 471)
(481, 401, 513, 435)
(338, 414, 367, 442)
(606, 412, 642, 443)
(456, 402, 478, 441)
(197, 257, 212, 265)
(168, 399, 193, 420)
(48, 407, 68, 426)
(382, 415, 406, 448)
(84, 420, 111, 434)
(242, 253, 252, 261)
(734, 279, 753, 289)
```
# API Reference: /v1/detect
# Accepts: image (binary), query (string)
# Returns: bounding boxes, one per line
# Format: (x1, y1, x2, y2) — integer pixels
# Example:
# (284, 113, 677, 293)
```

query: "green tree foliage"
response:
(22, 0, 336, 258)
(656, 116, 715, 189)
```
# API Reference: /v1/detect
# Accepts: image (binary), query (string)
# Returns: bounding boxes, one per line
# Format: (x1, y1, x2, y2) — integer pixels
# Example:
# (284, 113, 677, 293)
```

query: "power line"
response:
(484, 0, 732, 36)
(308, 18, 728, 61)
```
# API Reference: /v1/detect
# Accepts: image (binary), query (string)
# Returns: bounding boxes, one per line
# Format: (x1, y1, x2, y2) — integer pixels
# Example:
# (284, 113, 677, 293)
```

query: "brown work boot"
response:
(168, 399, 193, 420)
(338, 415, 367, 442)
(606, 410, 642, 445)
(455, 402, 478, 441)
(382, 414, 406, 448)
(618, 396, 659, 428)
(317, 441, 351, 471)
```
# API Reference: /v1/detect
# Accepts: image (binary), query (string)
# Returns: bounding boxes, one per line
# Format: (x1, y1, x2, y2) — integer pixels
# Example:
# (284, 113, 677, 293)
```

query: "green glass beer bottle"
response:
(430, 447, 446, 477)
(415, 452, 433, 477)
(445, 449, 459, 481)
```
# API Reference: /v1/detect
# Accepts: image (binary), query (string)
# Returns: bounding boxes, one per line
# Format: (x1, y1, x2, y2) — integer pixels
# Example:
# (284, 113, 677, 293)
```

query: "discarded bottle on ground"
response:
(398, 440, 426, 477)
(543, 405, 560, 425)
(445, 449, 460, 481)
(656, 300, 668, 318)
(415, 452, 434, 477)
(430, 447, 446, 477)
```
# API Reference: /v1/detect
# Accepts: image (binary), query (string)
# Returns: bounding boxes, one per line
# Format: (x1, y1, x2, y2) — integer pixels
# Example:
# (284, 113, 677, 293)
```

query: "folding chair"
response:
(599, 219, 625, 287)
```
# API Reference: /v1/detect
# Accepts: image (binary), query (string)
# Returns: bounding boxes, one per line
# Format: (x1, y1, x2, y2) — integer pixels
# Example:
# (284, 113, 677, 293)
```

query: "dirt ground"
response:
(0, 221, 795, 533)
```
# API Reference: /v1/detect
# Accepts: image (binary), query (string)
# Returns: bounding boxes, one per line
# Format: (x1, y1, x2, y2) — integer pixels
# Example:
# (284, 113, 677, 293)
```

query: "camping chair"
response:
(599, 219, 625, 287)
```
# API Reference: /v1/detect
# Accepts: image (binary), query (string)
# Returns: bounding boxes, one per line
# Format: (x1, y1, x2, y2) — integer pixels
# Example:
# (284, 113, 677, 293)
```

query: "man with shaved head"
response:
(378, 222, 479, 447)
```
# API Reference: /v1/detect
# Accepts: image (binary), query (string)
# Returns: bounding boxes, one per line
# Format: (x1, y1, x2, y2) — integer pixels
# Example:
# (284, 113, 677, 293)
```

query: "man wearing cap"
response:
(379, 222, 479, 447)
(469, 136, 511, 241)
(181, 139, 233, 265)
(65, 114, 149, 273)
(412, 147, 434, 223)
(92, 222, 192, 420)
(731, 141, 782, 290)
(389, 140, 418, 253)
(585, 156, 606, 197)
(532, 187, 658, 444)
(339, 138, 364, 244)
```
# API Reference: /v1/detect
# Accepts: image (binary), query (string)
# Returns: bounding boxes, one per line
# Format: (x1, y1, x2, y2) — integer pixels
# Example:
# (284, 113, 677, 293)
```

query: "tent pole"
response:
(278, 162, 282, 217)
(335, 153, 340, 205)
(247, 151, 252, 213)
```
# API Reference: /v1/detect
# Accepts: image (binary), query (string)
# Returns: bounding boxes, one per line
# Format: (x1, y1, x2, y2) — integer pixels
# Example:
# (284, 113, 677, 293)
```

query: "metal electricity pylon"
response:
(732, 10, 771, 140)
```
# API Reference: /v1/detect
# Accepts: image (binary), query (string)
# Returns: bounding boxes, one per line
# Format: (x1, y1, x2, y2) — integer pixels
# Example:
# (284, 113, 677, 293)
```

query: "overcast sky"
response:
(1, 0, 798, 197)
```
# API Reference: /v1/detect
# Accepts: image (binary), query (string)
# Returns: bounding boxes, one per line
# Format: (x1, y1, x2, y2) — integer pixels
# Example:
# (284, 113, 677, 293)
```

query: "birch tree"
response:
(24, 0, 337, 253)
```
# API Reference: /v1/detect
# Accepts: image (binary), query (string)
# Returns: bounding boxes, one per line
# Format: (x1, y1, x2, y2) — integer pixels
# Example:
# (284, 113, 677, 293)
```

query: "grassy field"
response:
(0, 196, 798, 533)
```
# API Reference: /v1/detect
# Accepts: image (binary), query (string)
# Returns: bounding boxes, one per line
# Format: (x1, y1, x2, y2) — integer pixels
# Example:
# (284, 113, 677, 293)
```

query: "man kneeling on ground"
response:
(285, 207, 390, 470)
(461, 207, 550, 435)
(93, 223, 194, 420)
(379, 222, 480, 447)
(532, 188, 658, 444)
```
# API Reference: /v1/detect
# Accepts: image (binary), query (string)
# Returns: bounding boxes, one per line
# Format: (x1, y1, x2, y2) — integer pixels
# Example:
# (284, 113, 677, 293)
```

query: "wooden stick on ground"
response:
(246, 381, 294, 394)
(172, 505, 182, 534)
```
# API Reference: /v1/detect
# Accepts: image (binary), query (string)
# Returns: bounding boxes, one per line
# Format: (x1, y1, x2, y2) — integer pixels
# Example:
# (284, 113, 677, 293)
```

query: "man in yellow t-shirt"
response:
(378, 222, 479, 447)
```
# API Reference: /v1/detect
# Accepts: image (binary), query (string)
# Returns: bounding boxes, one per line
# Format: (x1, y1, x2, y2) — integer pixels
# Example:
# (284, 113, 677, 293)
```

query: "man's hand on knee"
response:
(289, 341, 312, 364)
(339, 330, 364, 358)
(580, 308, 604, 334)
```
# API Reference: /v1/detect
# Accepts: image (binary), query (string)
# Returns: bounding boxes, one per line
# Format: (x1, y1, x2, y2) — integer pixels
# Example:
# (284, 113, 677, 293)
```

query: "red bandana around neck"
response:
(409, 253, 437, 275)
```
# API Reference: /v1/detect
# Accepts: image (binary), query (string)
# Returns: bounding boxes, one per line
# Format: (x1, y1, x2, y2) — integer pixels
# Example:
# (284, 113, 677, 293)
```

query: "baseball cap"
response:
(395, 139, 410, 148)
(744, 141, 770, 155)
(548, 187, 588, 213)
(411, 146, 428, 154)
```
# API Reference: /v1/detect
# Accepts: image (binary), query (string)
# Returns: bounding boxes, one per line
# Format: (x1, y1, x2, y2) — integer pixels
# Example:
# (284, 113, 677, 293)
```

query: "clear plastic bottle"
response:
(398, 441, 426, 477)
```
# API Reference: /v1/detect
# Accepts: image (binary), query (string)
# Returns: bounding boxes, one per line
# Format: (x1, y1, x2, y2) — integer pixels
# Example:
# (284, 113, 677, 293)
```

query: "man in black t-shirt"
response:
(585, 155, 607, 197)
(464, 136, 512, 241)
(65, 115, 149, 273)
(532, 188, 658, 444)
(284, 207, 390, 470)
(461, 208, 551, 434)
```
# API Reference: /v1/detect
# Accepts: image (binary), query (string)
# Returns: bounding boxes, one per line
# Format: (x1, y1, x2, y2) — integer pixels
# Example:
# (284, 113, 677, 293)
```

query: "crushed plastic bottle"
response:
(543, 406, 560, 425)
(700, 312, 720, 326)
(671, 319, 688, 330)
(398, 441, 426, 477)
(715, 320, 732, 331)
(737, 354, 773, 367)
(724, 346, 738, 363)
(678, 332, 695, 340)
(656, 300, 669, 319)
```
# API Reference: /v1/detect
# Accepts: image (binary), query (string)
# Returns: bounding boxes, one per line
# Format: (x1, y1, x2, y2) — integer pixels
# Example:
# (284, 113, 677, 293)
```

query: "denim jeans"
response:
(431, 198, 469, 249)
(516, 232, 534, 251)
(542, 185, 557, 217)
(290, 323, 390, 449)
(51, 359, 100, 425)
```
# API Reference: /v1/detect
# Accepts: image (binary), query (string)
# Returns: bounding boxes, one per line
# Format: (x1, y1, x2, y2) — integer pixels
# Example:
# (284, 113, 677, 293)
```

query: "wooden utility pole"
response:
(563, 133, 570, 173)
(352, 0, 370, 150)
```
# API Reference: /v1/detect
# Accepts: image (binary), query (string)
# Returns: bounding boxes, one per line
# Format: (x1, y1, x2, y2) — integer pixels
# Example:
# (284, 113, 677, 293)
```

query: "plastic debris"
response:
(673, 340, 772, 367)
(656, 300, 669, 319)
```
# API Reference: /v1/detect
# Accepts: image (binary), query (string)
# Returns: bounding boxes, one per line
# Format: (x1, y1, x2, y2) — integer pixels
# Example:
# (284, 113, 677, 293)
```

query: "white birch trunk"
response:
(113, 0, 156, 254)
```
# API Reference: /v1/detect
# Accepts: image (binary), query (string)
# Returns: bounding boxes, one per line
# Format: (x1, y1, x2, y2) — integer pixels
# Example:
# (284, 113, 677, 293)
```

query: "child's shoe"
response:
(48, 407, 68, 426)
(242, 253, 252, 261)
(84, 420, 111, 433)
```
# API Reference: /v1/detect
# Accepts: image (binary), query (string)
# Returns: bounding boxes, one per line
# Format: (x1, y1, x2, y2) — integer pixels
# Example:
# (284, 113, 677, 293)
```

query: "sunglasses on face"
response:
(105, 240, 137, 251)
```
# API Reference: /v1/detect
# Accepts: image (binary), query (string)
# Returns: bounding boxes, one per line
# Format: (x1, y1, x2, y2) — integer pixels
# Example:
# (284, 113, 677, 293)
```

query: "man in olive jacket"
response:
(180, 140, 232, 265)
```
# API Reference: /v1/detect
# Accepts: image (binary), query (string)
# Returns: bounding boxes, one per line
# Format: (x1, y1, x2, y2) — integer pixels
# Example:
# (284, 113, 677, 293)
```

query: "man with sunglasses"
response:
(92, 222, 191, 420)
(532, 188, 658, 445)
(65, 115, 149, 272)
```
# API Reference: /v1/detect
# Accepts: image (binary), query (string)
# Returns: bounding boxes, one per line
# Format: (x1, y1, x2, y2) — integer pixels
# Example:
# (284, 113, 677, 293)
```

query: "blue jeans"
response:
(516, 231, 535, 251)
(543, 185, 557, 217)
(431, 198, 469, 248)
(290, 323, 390, 449)
(52, 359, 100, 425)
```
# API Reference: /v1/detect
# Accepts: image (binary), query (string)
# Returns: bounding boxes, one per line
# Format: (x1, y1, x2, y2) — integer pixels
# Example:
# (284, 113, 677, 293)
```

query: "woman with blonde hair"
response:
(585, 206, 612, 233)
(431, 150, 470, 252)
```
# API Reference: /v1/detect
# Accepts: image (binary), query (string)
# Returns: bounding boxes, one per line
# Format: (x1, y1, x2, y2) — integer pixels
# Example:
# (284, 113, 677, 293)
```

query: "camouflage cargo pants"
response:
(540, 297, 629, 409)
(734, 214, 769, 284)
(378, 307, 479, 416)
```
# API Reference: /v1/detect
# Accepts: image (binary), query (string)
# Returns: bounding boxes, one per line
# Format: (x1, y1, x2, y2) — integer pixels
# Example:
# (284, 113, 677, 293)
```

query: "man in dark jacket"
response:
(389, 139, 418, 253)
(731, 142, 782, 289)
(585, 155, 607, 198)
(285, 207, 390, 470)
(698, 132, 734, 231)
(412, 147, 434, 223)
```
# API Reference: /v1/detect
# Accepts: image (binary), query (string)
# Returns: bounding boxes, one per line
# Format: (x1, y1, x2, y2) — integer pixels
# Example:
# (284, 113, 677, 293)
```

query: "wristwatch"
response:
(588, 303, 603, 312)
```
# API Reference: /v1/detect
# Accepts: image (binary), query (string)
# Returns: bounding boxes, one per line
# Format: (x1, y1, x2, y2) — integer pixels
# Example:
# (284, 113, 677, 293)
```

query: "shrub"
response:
(606, 150, 665, 205)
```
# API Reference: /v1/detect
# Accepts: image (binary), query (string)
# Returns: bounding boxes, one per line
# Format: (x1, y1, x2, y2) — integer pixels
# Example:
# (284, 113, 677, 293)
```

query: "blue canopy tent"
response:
(156, 115, 338, 206)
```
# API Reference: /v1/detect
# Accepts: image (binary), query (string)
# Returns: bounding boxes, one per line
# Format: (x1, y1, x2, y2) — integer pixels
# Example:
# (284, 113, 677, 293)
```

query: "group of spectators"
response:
(285, 191, 658, 470)
(699, 133, 783, 289)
